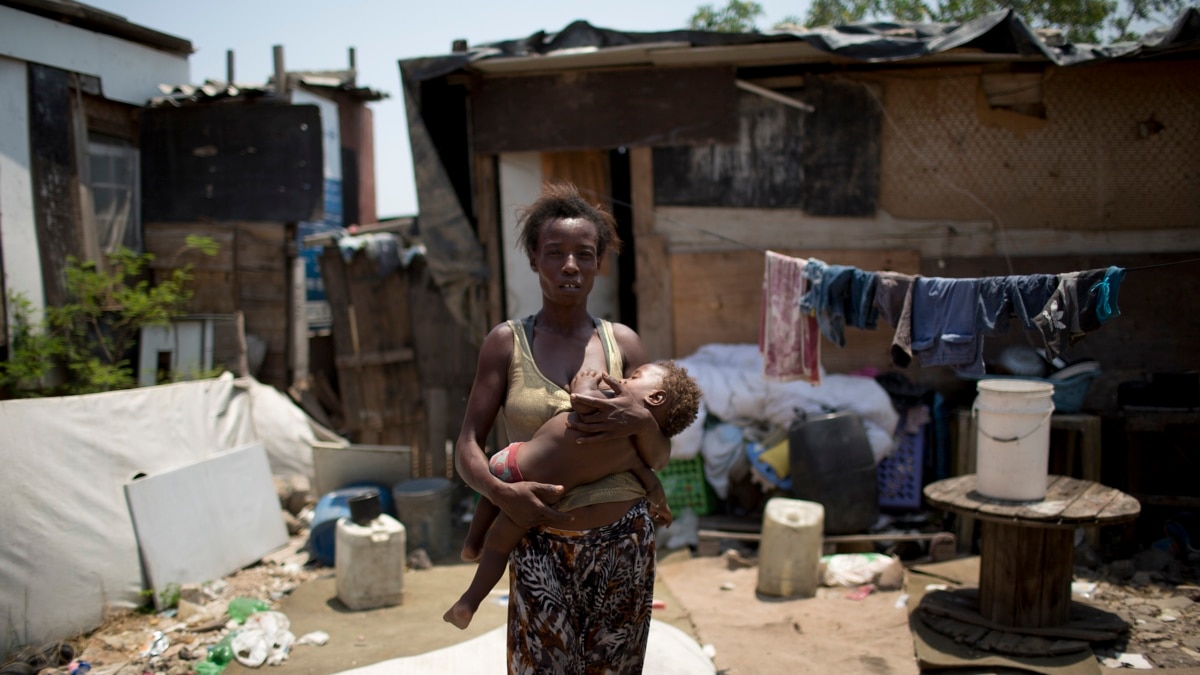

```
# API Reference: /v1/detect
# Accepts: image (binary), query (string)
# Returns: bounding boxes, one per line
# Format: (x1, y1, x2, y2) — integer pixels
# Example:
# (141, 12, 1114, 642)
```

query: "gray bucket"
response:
(392, 477, 454, 558)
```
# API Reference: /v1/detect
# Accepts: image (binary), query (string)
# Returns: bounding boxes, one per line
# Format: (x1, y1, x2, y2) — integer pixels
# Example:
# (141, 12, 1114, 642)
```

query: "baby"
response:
(443, 360, 702, 630)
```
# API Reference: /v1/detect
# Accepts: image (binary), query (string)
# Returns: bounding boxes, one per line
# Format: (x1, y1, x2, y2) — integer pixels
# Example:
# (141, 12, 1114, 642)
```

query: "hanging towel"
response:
(760, 251, 821, 384)
(1033, 266, 1126, 359)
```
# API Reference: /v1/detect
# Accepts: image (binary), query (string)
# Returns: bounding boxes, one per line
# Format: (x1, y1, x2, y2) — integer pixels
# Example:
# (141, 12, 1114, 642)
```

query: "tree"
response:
(787, 0, 1188, 43)
(690, 0, 766, 32)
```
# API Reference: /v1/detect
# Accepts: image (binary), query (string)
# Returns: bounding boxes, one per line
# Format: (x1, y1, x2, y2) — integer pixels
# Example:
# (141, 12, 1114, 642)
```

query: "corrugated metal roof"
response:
(148, 69, 388, 108)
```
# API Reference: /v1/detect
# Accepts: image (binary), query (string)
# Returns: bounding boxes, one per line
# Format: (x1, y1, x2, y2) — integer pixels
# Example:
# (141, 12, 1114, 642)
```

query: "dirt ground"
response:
(7, 521, 1200, 674)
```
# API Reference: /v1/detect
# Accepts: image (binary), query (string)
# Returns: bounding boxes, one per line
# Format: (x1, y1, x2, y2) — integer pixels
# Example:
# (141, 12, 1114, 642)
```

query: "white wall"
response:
(498, 153, 620, 325)
(292, 90, 342, 183)
(0, 57, 44, 314)
(0, 5, 189, 106)
(0, 6, 190, 332)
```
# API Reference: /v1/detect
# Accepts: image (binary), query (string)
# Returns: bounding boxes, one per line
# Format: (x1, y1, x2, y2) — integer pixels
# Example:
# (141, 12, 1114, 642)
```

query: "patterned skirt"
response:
(507, 500, 656, 674)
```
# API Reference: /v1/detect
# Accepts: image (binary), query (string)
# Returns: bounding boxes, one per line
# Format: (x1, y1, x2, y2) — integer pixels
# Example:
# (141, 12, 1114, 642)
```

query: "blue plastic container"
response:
(309, 483, 396, 566)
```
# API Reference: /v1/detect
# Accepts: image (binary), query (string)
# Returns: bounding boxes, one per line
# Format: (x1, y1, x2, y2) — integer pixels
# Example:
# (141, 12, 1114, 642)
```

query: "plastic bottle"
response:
(227, 597, 271, 623)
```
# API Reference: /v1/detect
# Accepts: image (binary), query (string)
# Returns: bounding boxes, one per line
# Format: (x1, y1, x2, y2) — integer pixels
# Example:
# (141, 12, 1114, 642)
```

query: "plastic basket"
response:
(877, 430, 924, 510)
(659, 456, 716, 516)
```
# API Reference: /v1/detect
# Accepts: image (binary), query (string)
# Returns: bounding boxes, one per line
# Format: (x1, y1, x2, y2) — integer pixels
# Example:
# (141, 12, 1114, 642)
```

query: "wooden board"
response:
(472, 66, 737, 154)
(653, 78, 880, 217)
(629, 147, 672, 360)
(668, 248, 919, 370)
(28, 63, 83, 308)
(924, 475, 1141, 528)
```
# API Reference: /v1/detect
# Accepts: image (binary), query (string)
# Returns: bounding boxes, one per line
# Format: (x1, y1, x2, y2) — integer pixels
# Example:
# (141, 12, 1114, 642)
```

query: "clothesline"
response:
(760, 251, 1128, 385)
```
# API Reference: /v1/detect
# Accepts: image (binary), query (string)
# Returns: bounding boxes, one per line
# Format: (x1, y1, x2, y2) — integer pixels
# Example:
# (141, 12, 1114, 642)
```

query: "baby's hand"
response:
(570, 368, 606, 395)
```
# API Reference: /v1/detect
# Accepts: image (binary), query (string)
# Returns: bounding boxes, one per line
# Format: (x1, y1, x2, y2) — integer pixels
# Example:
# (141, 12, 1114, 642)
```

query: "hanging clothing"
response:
(889, 275, 918, 368)
(799, 259, 879, 347)
(874, 271, 914, 329)
(1033, 266, 1126, 359)
(978, 274, 1060, 335)
(760, 251, 821, 384)
(909, 277, 985, 376)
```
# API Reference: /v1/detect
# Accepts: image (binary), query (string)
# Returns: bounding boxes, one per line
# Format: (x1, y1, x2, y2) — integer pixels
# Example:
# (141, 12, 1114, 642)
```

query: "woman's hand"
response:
(492, 480, 574, 530)
(567, 373, 657, 442)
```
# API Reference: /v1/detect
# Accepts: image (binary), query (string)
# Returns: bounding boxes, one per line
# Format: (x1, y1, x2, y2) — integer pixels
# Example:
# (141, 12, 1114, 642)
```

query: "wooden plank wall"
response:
(319, 245, 424, 460)
(144, 220, 290, 391)
(669, 248, 920, 374)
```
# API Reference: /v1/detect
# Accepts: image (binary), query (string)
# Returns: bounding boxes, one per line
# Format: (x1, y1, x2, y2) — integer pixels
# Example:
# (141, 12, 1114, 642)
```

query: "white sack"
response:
(677, 345, 900, 487)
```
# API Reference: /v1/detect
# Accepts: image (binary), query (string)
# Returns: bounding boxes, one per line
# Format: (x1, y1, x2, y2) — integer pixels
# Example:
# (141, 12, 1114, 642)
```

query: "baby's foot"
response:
(460, 542, 481, 562)
(649, 499, 673, 527)
(443, 600, 475, 630)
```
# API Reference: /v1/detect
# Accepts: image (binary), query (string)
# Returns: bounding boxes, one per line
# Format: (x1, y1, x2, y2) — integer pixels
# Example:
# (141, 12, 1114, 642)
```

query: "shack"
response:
(399, 10, 1200, 533)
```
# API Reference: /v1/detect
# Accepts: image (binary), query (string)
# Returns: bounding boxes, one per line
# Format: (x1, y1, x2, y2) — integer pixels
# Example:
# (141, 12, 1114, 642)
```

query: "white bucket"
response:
(974, 378, 1055, 501)
(756, 498, 824, 598)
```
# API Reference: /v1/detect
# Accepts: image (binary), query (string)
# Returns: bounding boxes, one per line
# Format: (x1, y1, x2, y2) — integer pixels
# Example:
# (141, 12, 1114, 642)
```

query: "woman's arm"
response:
(456, 324, 572, 529)
(567, 323, 672, 470)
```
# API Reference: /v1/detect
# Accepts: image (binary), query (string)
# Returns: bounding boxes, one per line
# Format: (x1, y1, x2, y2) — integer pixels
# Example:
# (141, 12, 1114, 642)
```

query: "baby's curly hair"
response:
(656, 360, 703, 438)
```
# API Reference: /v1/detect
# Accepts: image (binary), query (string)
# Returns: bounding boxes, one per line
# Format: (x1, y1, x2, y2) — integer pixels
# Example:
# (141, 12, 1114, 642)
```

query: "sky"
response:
(90, 0, 811, 220)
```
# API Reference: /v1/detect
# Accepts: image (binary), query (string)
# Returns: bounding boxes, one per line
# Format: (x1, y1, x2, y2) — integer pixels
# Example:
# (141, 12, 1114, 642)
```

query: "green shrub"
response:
(1, 236, 218, 397)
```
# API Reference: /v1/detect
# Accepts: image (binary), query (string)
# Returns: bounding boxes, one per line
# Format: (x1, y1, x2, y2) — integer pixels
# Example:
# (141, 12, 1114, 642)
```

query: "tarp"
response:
(0, 373, 339, 654)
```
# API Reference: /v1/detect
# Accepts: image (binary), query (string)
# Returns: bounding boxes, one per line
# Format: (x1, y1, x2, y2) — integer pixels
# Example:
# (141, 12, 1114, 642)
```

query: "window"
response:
(87, 133, 141, 254)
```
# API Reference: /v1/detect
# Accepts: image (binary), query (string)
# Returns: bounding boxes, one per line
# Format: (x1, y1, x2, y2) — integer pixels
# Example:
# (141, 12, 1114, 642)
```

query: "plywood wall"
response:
(669, 248, 920, 374)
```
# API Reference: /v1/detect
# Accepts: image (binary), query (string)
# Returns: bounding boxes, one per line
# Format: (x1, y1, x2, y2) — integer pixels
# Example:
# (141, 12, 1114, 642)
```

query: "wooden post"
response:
(474, 153, 503, 330)
(424, 387, 448, 478)
(629, 146, 673, 359)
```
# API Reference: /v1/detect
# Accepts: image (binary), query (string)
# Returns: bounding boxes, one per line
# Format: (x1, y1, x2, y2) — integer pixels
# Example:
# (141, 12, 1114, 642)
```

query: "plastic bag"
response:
(232, 611, 295, 668)
(819, 553, 903, 590)
(227, 597, 271, 624)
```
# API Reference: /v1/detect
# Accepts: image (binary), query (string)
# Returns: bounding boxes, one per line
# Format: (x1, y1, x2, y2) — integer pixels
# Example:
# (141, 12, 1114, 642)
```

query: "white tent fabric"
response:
(334, 620, 717, 675)
(0, 373, 335, 654)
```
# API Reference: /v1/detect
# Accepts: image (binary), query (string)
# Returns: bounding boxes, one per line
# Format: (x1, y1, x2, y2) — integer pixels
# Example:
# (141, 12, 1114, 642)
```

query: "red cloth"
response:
(760, 251, 821, 384)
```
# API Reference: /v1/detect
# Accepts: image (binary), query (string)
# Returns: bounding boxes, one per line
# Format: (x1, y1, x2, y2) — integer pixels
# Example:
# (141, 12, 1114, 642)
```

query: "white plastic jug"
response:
(757, 498, 824, 598)
(336, 513, 406, 610)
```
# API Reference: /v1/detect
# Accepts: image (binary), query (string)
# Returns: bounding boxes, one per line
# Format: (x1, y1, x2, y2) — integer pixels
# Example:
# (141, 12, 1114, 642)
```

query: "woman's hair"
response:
(516, 181, 622, 259)
(656, 360, 703, 438)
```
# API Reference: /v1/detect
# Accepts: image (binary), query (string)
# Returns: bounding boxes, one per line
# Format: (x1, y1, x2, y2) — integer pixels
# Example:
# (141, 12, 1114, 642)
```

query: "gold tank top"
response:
(502, 316, 645, 512)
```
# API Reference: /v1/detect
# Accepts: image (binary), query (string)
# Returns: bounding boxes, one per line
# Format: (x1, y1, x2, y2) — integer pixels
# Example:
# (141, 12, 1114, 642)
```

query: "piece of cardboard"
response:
(125, 442, 288, 606)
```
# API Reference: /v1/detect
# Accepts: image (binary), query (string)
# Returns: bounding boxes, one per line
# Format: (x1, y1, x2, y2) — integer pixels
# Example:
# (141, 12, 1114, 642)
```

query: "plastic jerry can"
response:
(757, 498, 824, 598)
(787, 411, 879, 535)
(335, 490, 406, 610)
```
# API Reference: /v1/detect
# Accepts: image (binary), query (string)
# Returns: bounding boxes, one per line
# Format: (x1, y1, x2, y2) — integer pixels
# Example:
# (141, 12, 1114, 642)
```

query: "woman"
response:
(454, 181, 671, 673)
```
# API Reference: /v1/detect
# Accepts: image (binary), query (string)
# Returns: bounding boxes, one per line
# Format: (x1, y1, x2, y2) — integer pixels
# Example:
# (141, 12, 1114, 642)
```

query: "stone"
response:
(1153, 596, 1194, 612)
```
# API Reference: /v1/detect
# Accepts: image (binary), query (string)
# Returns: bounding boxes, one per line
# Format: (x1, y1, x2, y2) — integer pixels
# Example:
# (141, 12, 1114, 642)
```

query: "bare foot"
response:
(460, 543, 481, 562)
(443, 600, 475, 630)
